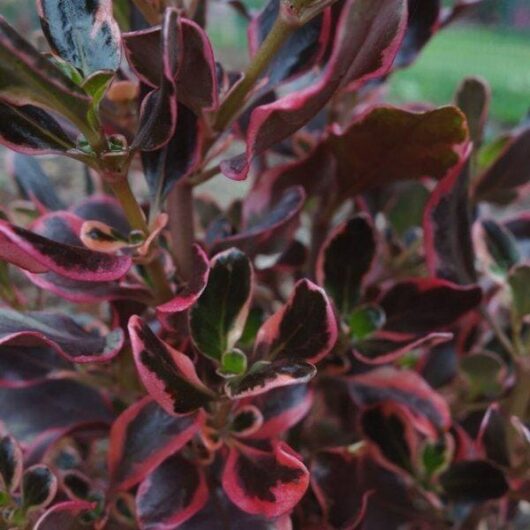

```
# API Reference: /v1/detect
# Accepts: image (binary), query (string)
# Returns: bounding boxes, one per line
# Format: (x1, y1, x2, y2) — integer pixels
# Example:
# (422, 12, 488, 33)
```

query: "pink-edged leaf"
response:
(477, 404, 509, 467)
(9, 154, 65, 211)
(473, 127, 530, 204)
(21, 464, 57, 511)
(37, 0, 121, 75)
(220, 0, 407, 180)
(0, 435, 23, 492)
(72, 194, 130, 234)
(132, 9, 181, 151)
(108, 397, 202, 491)
(347, 367, 451, 432)
(0, 345, 72, 388)
(230, 405, 264, 438)
(190, 248, 253, 362)
(211, 187, 305, 256)
(129, 316, 215, 415)
(0, 218, 131, 281)
(378, 278, 482, 334)
(142, 103, 203, 201)
(423, 146, 476, 284)
(0, 17, 91, 123)
(137, 453, 208, 528)
(0, 379, 112, 442)
(312, 447, 419, 530)
(248, 0, 331, 85)
(316, 215, 376, 315)
(123, 19, 218, 113)
(0, 102, 78, 156)
(222, 441, 309, 517)
(352, 331, 452, 365)
(242, 384, 313, 439)
(178, 487, 292, 530)
(35, 500, 96, 530)
(0, 308, 124, 363)
(225, 359, 316, 400)
(327, 105, 469, 198)
(254, 279, 337, 364)
(157, 244, 210, 314)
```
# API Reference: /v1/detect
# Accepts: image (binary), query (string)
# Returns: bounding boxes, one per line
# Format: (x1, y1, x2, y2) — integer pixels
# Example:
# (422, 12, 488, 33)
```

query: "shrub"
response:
(0, 0, 529, 528)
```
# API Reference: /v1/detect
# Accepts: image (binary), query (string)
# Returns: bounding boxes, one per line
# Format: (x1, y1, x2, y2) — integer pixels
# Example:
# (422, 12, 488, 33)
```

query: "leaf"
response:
(479, 219, 520, 277)
(21, 465, 57, 511)
(0, 17, 91, 126)
(129, 316, 215, 415)
(0, 217, 131, 281)
(220, 0, 407, 180)
(225, 359, 316, 399)
(473, 127, 530, 204)
(157, 244, 210, 314)
(190, 249, 253, 362)
(0, 435, 23, 492)
(108, 397, 202, 491)
(137, 454, 208, 528)
(0, 308, 124, 363)
(248, 0, 331, 85)
(327, 105, 469, 198)
(423, 148, 476, 284)
(37, 0, 121, 76)
(230, 405, 263, 438)
(378, 278, 482, 334)
(509, 265, 530, 320)
(477, 404, 509, 467)
(440, 460, 508, 502)
(0, 102, 77, 156)
(211, 187, 306, 257)
(35, 500, 96, 530)
(316, 215, 376, 315)
(222, 441, 309, 517)
(455, 76, 490, 147)
(0, 379, 112, 442)
(460, 352, 504, 399)
(9, 154, 65, 212)
(253, 279, 337, 364)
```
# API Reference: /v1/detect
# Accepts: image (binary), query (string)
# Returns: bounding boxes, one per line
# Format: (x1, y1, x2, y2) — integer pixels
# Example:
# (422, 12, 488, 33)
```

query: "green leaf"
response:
(508, 265, 530, 321)
(349, 305, 386, 341)
(221, 349, 248, 376)
(190, 249, 253, 361)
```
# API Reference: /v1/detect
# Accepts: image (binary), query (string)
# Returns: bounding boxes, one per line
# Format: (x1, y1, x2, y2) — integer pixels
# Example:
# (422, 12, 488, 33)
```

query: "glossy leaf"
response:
(0, 435, 23, 492)
(190, 249, 253, 361)
(316, 215, 376, 315)
(220, 0, 407, 180)
(21, 465, 57, 511)
(254, 279, 337, 364)
(222, 441, 309, 517)
(137, 454, 208, 528)
(129, 316, 215, 415)
(37, 0, 121, 75)
(108, 397, 202, 491)
(0, 308, 124, 363)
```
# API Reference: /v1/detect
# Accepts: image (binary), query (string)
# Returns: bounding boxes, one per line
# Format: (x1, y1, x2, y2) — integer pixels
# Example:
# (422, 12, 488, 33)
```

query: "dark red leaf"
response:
(222, 441, 309, 517)
(254, 279, 337, 364)
(477, 404, 510, 467)
(129, 316, 215, 415)
(0, 308, 124, 363)
(220, 0, 407, 180)
(423, 147, 477, 284)
(0, 435, 23, 492)
(37, 0, 121, 75)
(22, 464, 57, 511)
(35, 500, 96, 530)
(108, 397, 202, 491)
(316, 215, 376, 315)
(137, 453, 208, 528)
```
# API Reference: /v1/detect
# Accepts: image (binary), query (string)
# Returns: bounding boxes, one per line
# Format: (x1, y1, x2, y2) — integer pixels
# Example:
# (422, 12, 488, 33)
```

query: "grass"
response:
(388, 25, 530, 125)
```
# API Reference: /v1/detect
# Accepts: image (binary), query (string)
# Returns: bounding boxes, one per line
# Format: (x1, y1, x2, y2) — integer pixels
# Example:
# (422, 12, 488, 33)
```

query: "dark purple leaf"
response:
(137, 453, 208, 528)
(455, 76, 490, 146)
(37, 0, 121, 75)
(35, 500, 95, 530)
(222, 441, 309, 517)
(129, 316, 215, 415)
(478, 218, 520, 276)
(22, 465, 57, 511)
(108, 397, 203, 491)
(0, 435, 23, 492)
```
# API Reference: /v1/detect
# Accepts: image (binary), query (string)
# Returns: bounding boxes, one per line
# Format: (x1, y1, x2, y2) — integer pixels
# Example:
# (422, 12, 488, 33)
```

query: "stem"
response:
(167, 182, 195, 281)
(110, 179, 173, 302)
(213, 16, 294, 132)
(131, 0, 161, 25)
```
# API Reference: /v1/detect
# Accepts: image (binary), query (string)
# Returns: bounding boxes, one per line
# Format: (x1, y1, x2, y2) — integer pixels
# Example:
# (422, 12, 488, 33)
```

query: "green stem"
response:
(110, 179, 173, 303)
(213, 15, 294, 132)
(167, 182, 195, 281)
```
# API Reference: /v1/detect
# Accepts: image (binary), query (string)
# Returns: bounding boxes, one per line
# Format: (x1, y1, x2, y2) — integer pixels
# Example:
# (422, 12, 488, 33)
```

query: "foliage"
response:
(0, 0, 528, 528)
